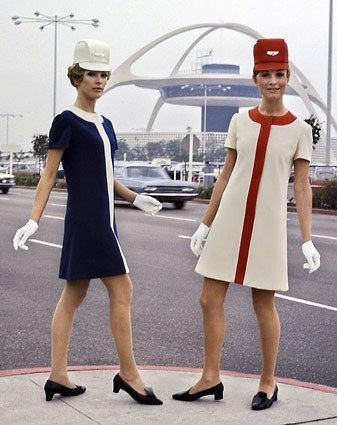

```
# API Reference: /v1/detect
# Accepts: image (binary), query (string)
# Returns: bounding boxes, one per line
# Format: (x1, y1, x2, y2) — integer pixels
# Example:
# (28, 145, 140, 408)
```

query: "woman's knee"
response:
(103, 274, 133, 307)
(252, 289, 276, 317)
(199, 293, 223, 313)
(61, 280, 89, 309)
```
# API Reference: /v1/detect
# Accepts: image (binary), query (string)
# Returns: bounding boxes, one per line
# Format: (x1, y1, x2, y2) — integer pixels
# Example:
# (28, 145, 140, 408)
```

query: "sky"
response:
(1, 0, 336, 150)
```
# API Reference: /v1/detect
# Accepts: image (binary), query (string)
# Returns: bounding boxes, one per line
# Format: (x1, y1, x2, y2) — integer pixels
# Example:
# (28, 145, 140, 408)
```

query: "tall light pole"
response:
(197, 49, 212, 157)
(12, 12, 99, 117)
(326, 0, 334, 165)
(0, 113, 23, 144)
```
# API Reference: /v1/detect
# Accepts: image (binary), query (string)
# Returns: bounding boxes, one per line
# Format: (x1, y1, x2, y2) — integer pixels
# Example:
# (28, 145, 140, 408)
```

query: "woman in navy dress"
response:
(13, 39, 163, 405)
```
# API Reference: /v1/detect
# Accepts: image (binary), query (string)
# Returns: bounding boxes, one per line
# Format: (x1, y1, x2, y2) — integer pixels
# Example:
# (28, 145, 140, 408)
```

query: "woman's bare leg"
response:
(190, 277, 229, 393)
(49, 279, 90, 387)
(252, 288, 280, 398)
(102, 274, 146, 395)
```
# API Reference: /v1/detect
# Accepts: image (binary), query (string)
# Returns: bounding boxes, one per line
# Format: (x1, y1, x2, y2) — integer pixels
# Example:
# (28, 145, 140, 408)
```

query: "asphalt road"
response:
(1, 188, 336, 388)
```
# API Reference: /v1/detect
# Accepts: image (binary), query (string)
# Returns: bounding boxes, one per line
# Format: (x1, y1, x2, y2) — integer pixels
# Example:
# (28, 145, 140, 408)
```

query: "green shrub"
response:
(55, 179, 67, 189)
(312, 189, 323, 208)
(319, 179, 337, 209)
(198, 186, 213, 199)
(15, 175, 41, 186)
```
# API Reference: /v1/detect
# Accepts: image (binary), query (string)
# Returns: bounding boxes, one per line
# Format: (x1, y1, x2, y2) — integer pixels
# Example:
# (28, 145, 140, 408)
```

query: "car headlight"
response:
(143, 186, 157, 192)
(182, 187, 195, 192)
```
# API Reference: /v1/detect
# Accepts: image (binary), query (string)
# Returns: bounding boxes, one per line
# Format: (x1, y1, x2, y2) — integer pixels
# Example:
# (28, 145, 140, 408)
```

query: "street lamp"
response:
(0, 113, 23, 144)
(12, 12, 99, 117)
(325, 0, 334, 165)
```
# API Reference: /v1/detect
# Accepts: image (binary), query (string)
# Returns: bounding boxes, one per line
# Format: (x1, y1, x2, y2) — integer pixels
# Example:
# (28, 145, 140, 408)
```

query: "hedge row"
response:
(14, 176, 66, 189)
(198, 180, 337, 210)
(312, 180, 337, 209)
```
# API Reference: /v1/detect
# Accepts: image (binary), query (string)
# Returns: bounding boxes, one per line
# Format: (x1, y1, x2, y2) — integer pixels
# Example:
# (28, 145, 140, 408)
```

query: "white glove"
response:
(190, 223, 210, 257)
(13, 219, 38, 251)
(133, 194, 162, 215)
(302, 240, 320, 273)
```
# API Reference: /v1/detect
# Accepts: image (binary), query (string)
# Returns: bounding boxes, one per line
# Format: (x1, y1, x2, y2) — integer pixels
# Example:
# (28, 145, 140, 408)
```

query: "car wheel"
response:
(174, 201, 185, 209)
(2, 188, 9, 194)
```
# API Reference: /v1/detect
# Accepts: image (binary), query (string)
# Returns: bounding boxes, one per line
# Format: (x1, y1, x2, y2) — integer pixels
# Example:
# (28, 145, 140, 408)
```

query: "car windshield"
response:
(126, 166, 169, 180)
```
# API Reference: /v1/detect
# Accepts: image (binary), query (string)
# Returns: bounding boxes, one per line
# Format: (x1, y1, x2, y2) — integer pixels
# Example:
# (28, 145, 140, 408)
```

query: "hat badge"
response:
(94, 52, 106, 57)
(266, 50, 279, 56)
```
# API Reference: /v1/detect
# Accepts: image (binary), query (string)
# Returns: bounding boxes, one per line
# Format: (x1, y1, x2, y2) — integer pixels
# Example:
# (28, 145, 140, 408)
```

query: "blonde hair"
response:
(67, 64, 111, 87)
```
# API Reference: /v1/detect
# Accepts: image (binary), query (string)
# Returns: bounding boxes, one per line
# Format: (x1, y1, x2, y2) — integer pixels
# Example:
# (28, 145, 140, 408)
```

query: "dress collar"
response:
(249, 106, 297, 126)
(68, 105, 103, 123)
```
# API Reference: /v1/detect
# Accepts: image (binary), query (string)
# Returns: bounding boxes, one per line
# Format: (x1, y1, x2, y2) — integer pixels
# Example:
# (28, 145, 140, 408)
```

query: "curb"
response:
(1, 365, 337, 395)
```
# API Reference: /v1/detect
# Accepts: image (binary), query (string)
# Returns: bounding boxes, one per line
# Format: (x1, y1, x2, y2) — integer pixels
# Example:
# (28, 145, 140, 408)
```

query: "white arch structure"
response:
(105, 23, 336, 162)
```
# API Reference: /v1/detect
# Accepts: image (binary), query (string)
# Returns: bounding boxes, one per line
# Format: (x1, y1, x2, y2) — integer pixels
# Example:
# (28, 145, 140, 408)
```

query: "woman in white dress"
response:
(172, 38, 320, 410)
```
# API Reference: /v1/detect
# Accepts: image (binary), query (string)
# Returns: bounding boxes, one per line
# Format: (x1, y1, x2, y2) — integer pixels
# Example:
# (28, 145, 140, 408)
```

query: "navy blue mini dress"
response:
(48, 105, 129, 280)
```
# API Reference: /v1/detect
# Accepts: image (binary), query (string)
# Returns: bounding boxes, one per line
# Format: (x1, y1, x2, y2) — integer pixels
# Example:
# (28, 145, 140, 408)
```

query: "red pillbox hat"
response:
(253, 38, 289, 71)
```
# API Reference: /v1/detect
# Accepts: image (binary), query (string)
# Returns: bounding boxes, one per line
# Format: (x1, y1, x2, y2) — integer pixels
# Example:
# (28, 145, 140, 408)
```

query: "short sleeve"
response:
(294, 123, 312, 162)
(225, 113, 238, 149)
(48, 114, 71, 150)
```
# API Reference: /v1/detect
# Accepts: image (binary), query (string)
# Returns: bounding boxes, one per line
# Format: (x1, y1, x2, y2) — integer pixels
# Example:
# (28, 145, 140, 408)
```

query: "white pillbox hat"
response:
(73, 39, 111, 71)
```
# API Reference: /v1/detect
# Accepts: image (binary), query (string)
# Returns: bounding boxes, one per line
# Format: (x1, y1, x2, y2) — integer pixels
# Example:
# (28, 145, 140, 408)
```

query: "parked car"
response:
(12, 162, 40, 176)
(309, 165, 337, 186)
(114, 162, 198, 209)
(0, 173, 15, 194)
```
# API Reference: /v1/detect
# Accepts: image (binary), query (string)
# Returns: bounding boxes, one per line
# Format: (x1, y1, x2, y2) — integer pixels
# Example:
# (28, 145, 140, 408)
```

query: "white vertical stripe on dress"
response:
(95, 120, 129, 273)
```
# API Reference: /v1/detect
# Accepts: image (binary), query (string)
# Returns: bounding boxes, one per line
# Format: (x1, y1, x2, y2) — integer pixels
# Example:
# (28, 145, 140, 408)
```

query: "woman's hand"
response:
(13, 219, 38, 251)
(133, 194, 162, 215)
(190, 223, 210, 256)
(302, 240, 320, 273)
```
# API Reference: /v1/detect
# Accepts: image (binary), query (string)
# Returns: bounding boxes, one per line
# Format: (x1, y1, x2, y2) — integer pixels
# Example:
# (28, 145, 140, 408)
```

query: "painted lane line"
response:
(179, 235, 192, 239)
(276, 294, 337, 312)
(44, 215, 65, 220)
(30, 239, 62, 249)
(49, 203, 66, 207)
(0, 197, 10, 200)
(147, 214, 197, 222)
(312, 234, 337, 241)
(50, 195, 68, 199)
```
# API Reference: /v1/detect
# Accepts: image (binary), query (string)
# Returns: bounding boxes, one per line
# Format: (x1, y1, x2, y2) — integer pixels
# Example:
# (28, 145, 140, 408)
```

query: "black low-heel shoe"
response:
(172, 382, 224, 402)
(44, 379, 86, 401)
(251, 385, 278, 410)
(113, 373, 163, 405)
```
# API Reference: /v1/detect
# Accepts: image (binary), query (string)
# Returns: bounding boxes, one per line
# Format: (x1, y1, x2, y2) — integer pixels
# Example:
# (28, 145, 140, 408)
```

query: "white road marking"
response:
(276, 294, 337, 312)
(312, 234, 337, 241)
(179, 235, 192, 239)
(0, 197, 9, 200)
(147, 214, 197, 222)
(30, 239, 62, 249)
(49, 203, 66, 207)
(44, 215, 64, 220)
(50, 195, 67, 199)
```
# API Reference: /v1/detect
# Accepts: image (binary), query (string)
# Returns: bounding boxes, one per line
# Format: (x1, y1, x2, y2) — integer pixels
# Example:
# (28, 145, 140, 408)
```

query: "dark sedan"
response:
(0, 172, 15, 194)
(114, 162, 198, 209)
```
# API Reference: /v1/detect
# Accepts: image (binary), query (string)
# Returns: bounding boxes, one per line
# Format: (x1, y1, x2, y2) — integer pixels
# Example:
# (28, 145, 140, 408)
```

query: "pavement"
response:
(2, 366, 337, 425)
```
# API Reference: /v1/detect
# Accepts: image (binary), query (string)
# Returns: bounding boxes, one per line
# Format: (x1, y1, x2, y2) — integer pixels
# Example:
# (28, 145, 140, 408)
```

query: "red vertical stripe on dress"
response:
(234, 119, 272, 284)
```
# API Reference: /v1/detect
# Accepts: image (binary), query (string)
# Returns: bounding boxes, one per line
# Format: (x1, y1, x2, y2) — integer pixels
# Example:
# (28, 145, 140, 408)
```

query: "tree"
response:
(115, 139, 130, 160)
(146, 141, 165, 160)
(32, 134, 48, 171)
(304, 115, 322, 150)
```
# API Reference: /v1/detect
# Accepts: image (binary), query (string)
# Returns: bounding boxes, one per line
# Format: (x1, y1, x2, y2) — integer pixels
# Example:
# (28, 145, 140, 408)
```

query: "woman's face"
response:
(254, 69, 289, 101)
(76, 70, 109, 100)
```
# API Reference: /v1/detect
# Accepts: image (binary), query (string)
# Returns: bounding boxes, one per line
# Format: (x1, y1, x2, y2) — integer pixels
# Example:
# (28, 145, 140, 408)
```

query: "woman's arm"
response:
(114, 178, 137, 203)
(202, 148, 237, 226)
(30, 148, 64, 223)
(293, 159, 312, 242)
